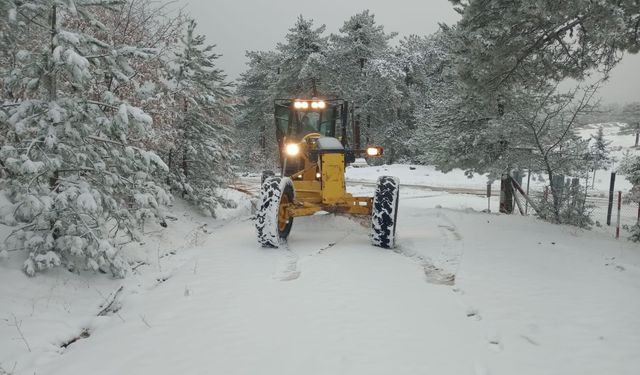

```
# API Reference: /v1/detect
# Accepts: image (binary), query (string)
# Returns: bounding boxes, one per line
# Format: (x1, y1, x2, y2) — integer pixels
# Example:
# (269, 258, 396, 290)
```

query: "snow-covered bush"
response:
(535, 179, 594, 229)
(0, 1, 170, 277)
(619, 154, 640, 241)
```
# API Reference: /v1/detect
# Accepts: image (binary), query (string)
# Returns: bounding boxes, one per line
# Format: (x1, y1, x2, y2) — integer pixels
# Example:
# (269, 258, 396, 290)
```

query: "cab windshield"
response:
(275, 103, 337, 143)
(293, 111, 333, 138)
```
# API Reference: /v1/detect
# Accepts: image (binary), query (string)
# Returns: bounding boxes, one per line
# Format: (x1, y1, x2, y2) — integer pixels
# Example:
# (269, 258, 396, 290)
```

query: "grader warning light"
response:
(293, 99, 325, 110)
(255, 97, 400, 250)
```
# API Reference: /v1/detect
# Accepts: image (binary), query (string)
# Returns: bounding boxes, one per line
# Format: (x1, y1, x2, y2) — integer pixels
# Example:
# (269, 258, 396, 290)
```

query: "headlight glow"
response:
(301, 101, 309, 109)
(293, 101, 302, 109)
(311, 101, 319, 109)
(285, 143, 300, 156)
(367, 147, 380, 156)
(317, 101, 326, 109)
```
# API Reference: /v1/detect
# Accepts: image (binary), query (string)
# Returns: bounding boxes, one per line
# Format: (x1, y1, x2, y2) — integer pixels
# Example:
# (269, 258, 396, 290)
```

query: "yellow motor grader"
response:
(255, 98, 399, 249)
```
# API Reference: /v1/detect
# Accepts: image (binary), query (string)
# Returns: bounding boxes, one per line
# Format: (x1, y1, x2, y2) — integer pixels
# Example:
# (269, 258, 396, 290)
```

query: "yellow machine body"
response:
(281, 134, 372, 228)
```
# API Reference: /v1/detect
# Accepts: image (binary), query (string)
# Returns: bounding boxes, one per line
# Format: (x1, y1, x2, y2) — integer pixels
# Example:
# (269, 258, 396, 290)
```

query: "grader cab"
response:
(255, 98, 399, 249)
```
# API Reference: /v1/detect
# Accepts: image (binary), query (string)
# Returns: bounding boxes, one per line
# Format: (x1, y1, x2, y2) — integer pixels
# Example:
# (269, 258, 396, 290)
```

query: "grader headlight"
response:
(366, 147, 383, 157)
(285, 143, 300, 156)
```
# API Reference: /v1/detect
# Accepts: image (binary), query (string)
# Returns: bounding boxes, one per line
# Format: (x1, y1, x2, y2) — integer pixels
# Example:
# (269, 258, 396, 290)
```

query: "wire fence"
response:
(524, 173, 639, 239)
(613, 192, 639, 236)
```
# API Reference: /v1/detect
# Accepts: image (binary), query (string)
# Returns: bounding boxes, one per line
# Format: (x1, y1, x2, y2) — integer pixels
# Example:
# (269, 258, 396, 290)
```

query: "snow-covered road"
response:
(2, 182, 640, 375)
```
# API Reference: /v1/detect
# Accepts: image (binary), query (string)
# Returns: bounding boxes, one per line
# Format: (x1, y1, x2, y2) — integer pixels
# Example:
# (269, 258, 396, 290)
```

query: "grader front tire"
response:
(371, 176, 400, 249)
(255, 177, 294, 248)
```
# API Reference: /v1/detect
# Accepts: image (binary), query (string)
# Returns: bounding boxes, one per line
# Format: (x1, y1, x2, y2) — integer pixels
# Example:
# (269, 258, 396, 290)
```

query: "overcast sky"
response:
(179, 0, 640, 104)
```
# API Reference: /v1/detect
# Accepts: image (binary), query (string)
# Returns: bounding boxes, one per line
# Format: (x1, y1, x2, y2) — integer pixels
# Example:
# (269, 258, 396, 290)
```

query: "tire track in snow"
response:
(436, 212, 505, 355)
(272, 243, 301, 281)
(396, 210, 464, 286)
(272, 231, 354, 281)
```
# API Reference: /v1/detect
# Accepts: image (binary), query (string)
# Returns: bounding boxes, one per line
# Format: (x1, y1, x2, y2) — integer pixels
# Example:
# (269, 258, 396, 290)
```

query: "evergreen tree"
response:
(236, 50, 281, 168)
(165, 19, 235, 217)
(405, 30, 513, 175)
(0, 1, 169, 277)
(236, 16, 329, 168)
(589, 126, 613, 187)
(327, 10, 400, 153)
(450, 0, 640, 91)
(275, 15, 328, 97)
(83, 0, 187, 158)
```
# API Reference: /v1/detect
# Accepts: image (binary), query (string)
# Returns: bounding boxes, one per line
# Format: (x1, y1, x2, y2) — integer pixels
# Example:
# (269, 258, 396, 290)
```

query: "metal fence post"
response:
(606, 172, 616, 226)
(616, 191, 622, 239)
(487, 182, 491, 213)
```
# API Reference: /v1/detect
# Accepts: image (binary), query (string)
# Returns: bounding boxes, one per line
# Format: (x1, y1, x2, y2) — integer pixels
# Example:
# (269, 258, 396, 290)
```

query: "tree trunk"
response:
(260, 122, 266, 154)
(166, 149, 173, 185)
(48, 5, 57, 102)
(366, 114, 371, 145)
(48, 5, 59, 192)
(354, 114, 361, 150)
(547, 168, 562, 223)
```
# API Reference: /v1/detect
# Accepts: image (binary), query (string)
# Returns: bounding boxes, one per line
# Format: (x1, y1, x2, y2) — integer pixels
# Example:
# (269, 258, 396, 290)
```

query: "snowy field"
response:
(2, 176, 639, 375)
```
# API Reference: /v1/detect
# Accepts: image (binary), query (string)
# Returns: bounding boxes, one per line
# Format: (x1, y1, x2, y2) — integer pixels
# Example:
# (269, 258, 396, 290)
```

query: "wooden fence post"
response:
(500, 174, 514, 214)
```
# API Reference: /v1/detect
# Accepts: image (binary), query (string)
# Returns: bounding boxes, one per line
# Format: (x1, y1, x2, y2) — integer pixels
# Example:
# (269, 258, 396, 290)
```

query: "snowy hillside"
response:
(2, 181, 639, 375)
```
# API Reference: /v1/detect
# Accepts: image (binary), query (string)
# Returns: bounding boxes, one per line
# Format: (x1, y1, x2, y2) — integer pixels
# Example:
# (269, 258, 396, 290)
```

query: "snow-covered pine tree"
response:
(393, 32, 455, 164)
(236, 50, 281, 169)
(0, 1, 170, 277)
(236, 16, 329, 169)
(165, 19, 235, 217)
(589, 126, 614, 188)
(275, 15, 328, 97)
(403, 29, 516, 176)
(81, 0, 187, 160)
(326, 10, 400, 154)
(450, 0, 640, 91)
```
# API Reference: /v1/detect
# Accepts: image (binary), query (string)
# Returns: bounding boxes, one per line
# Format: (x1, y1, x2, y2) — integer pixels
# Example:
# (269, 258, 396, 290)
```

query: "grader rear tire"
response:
(255, 177, 294, 247)
(371, 176, 399, 249)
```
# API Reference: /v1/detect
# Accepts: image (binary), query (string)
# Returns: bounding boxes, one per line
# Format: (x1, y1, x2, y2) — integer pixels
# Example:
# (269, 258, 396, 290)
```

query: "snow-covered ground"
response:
(2, 177, 639, 375)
